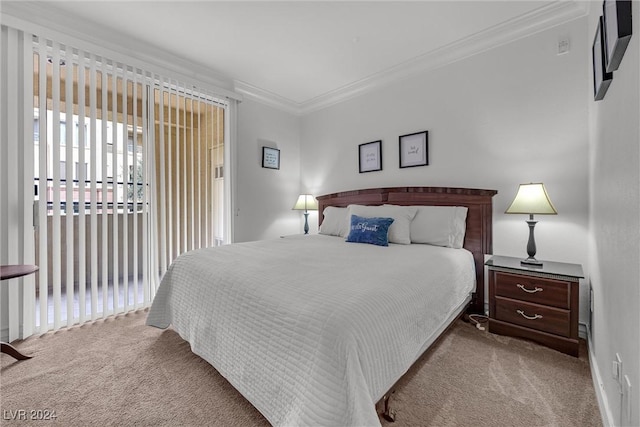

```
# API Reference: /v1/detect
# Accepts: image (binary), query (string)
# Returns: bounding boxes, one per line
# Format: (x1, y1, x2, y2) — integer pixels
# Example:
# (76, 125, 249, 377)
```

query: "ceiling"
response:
(7, 1, 587, 114)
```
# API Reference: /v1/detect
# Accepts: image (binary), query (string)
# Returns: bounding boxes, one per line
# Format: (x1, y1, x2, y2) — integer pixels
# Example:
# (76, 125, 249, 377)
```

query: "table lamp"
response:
(292, 194, 318, 234)
(505, 183, 557, 266)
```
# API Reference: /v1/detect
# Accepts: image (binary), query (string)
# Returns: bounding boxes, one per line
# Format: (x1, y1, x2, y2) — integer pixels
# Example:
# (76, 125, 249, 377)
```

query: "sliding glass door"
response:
(32, 38, 227, 332)
(152, 85, 226, 275)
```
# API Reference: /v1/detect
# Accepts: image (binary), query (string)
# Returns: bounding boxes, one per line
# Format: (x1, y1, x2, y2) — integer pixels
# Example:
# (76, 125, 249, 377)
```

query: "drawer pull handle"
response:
(517, 310, 543, 320)
(517, 284, 543, 293)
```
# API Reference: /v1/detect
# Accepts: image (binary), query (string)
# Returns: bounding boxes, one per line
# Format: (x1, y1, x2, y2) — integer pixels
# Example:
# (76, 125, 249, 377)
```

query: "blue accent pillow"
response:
(346, 214, 395, 247)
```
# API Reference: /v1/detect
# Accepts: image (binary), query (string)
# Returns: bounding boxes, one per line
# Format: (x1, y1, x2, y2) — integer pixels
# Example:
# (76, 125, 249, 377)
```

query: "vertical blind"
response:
(153, 81, 227, 279)
(32, 36, 160, 330)
(1, 25, 228, 340)
(1, 25, 38, 341)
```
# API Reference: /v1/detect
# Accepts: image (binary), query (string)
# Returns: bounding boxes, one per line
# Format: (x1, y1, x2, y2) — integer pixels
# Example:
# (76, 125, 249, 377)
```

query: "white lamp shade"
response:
(505, 183, 557, 215)
(292, 194, 318, 211)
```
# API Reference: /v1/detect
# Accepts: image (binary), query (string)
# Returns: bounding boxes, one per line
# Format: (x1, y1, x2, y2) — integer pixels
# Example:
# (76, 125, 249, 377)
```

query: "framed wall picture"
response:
(593, 16, 613, 101)
(359, 140, 382, 173)
(262, 147, 280, 169)
(603, 0, 632, 73)
(399, 131, 428, 168)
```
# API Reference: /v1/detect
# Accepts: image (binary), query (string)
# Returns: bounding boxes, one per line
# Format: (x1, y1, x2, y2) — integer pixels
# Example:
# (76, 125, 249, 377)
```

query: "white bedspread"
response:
(146, 234, 475, 427)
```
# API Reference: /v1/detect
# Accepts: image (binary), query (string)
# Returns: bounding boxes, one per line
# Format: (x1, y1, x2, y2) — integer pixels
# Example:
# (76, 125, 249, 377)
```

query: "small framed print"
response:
(262, 147, 280, 170)
(593, 16, 613, 101)
(359, 140, 382, 173)
(399, 131, 428, 168)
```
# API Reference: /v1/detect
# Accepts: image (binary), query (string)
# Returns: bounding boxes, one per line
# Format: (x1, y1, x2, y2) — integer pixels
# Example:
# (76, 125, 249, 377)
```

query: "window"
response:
(59, 121, 66, 145)
(75, 162, 87, 183)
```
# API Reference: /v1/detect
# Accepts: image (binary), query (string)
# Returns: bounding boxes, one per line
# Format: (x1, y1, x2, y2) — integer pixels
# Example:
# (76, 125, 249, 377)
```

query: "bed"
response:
(146, 186, 497, 426)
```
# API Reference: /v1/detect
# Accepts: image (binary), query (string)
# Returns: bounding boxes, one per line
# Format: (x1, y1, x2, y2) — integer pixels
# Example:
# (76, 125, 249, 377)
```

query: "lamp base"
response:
(303, 212, 310, 235)
(521, 257, 543, 267)
(522, 218, 542, 267)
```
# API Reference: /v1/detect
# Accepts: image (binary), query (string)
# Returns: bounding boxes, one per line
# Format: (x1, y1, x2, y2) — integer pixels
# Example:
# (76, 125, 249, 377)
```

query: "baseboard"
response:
(579, 322, 588, 340)
(587, 324, 615, 427)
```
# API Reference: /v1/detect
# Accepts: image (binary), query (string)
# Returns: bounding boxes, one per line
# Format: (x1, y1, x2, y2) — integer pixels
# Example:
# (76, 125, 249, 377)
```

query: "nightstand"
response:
(486, 255, 584, 357)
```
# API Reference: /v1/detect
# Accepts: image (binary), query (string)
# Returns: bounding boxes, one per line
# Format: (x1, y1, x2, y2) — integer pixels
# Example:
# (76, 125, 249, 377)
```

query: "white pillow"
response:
(407, 205, 468, 248)
(347, 204, 417, 244)
(319, 206, 349, 237)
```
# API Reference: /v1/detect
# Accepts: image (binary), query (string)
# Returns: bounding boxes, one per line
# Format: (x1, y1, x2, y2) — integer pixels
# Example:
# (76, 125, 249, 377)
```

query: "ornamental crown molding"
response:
(233, 81, 301, 116)
(4, 1, 589, 115)
(238, 0, 589, 116)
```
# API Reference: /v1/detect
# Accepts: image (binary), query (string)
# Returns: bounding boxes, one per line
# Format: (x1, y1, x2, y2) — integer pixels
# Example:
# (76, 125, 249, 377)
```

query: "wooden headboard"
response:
(316, 187, 497, 314)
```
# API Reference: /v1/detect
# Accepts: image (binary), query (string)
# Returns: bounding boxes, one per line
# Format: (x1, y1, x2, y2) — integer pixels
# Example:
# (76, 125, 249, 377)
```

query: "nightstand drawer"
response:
(494, 296, 571, 337)
(494, 272, 570, 309)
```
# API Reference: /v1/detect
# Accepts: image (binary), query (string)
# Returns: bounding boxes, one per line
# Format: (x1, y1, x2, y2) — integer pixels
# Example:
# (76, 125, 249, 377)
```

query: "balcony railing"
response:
(34, 177, 147, 214)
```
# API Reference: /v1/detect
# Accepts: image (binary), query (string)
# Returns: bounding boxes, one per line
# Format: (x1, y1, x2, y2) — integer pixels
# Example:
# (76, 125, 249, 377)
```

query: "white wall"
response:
(300, 18, 590, 317)
(235, 98, 303, 242)
(587, 1, 640, 426)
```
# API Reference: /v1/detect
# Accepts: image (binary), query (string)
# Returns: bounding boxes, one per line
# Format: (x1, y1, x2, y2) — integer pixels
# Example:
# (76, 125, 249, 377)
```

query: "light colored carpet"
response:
(1, 309, 601, 426)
